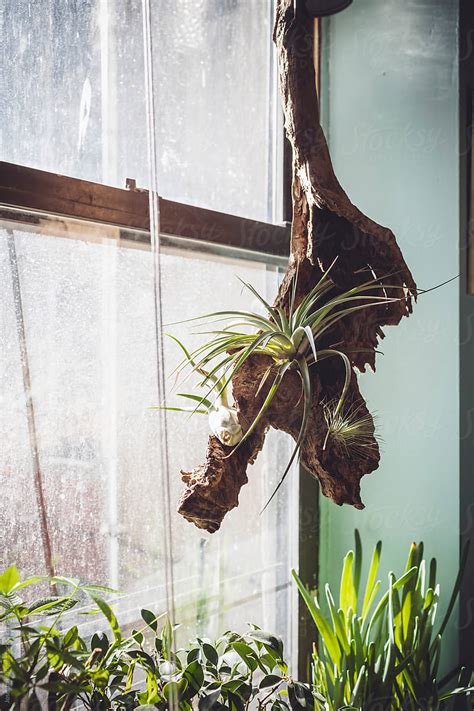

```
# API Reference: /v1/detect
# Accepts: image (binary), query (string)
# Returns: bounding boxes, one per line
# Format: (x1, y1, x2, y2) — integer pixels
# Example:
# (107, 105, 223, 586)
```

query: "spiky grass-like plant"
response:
(294, 532, 473, 710)
(163, 264, 399, 503)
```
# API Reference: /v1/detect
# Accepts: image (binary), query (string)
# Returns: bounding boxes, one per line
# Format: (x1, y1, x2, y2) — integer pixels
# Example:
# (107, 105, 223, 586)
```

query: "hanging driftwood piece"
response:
(177, 0, 416, 533)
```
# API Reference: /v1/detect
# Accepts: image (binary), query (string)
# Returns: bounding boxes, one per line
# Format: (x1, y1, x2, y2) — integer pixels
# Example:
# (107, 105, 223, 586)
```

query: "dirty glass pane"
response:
(149, 0, 278, 222)
(0, 215, 296, 655)
(1, 1, 279, 222)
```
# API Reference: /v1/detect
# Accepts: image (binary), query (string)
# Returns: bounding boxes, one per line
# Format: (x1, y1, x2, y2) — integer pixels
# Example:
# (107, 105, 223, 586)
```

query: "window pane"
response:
(1, 1, 280, 222)
(149, 0, 279, 222)
(0, 215, 296, 655)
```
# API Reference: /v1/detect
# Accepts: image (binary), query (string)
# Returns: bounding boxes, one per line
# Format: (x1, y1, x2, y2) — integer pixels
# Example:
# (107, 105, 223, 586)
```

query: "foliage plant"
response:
(293, 532, 473, 710)
(0, 564, 315, 710)
(164, 265, 398, 502)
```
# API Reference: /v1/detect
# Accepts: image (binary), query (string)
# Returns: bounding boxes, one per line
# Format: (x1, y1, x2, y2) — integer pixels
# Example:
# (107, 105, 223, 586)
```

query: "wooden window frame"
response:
(0, 161, 290, 259)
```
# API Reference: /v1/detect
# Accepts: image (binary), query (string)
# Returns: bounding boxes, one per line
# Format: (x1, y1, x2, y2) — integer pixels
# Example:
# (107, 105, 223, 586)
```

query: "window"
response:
(2, 0, 282, 222)
(0, 206, 297, 649)
(0, 0, 312, 669)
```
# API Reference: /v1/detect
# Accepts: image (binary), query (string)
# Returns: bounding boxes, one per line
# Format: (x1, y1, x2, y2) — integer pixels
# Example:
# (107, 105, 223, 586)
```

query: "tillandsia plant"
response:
(0, 564, 315, 710)
(293, 532, 474, 710)
(163, 264, 398, 507)
(322, 400, 380, 454)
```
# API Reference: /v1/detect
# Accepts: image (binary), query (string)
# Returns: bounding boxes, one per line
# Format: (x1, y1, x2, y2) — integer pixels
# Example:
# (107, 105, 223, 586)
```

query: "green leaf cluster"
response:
(294, 532, 473, 710)
(0, 566, 314, 710)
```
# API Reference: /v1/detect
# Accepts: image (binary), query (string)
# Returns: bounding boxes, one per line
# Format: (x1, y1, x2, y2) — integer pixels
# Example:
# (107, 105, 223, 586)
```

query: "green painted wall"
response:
(319, 0, 460, 665)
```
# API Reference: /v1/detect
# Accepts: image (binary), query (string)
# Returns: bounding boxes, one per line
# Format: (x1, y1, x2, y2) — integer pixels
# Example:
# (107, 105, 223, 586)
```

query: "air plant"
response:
(162, 263, 400, 503)
(322, 399, 381, 455)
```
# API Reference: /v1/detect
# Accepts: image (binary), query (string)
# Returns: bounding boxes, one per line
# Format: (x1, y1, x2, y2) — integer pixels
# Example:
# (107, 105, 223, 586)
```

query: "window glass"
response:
(1, 1, 279, 222)
(0, 215, 296, 653)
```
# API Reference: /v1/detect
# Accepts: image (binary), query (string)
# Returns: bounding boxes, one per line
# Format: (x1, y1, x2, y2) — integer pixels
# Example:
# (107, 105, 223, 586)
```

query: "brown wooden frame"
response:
(0, 161, 290, 258)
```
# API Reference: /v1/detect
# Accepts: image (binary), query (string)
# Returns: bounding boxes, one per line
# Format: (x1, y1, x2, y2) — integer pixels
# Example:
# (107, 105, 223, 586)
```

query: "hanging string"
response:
(141, 0, 177, 661)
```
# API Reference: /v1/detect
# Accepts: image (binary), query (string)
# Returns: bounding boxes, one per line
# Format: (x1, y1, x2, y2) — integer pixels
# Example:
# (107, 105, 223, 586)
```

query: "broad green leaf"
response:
(260, 651, 279, 670)
(0, 565, 20, 594)
(187, 647, 200, 664)
(12, 576, 46, 591)
(259, 674, 283, 689)
(89, 593, 121, 641)
(141, 608, 158, 632)
(202, 642, 219, 667)
(232, 641, 258, 671)
(28, 597, 76, 615)
(183, 659, 204, 691)
(63, 625, 78, 647)
(133, 629, 144, 645)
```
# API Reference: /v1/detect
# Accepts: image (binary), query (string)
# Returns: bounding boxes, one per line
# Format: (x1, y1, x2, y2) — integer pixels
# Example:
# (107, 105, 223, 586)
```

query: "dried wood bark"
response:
(177, 0, 416, 532)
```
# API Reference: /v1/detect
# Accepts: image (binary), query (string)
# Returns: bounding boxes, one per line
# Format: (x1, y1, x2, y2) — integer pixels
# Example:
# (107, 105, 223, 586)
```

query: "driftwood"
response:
(177, 0, 416, 533)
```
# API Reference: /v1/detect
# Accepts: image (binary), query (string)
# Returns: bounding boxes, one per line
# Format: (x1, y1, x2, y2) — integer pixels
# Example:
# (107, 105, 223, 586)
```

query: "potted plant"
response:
(294, 533, 474, 709)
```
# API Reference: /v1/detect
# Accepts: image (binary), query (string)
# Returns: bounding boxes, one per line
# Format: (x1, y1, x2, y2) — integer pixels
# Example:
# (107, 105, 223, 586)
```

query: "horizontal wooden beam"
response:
(0, 162, 290, 258)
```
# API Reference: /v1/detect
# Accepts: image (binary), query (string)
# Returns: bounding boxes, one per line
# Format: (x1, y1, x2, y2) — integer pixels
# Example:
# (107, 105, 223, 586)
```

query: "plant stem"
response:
(27, 583, 80, 679)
